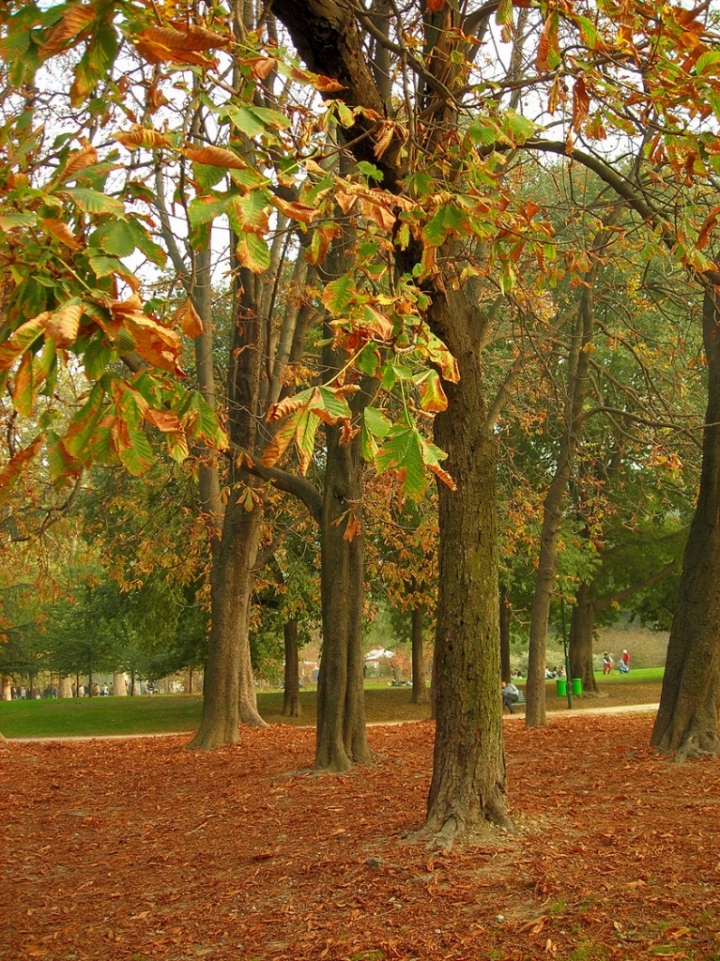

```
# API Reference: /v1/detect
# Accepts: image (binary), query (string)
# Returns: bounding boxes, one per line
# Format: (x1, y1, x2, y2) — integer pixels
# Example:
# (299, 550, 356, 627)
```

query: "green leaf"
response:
(188, 194, 231, 229)
(84, 336, 115, 381)
(321, 273, 355, 314)
(226, 104, 288, 138)
(313, 386, 352, 422)
(192, 162, 227, 190)
(118, 425, 154, 476)
(466, 117, 500, 147)
(357, 161, 383, 181)
(363, 406, 391, 439)
(88, 254, 126, 279)
(502, 110, 536, 144)
(422, 205, 465, 247)
(230, 190, 270, 232)
(295, 409, 321, 474)
(96, 220, 136, 257)
(66, 188, 126, 217)
(376, 426, 427, 501)
(0, 211, 36, 231)
(236, 232, 271, 274)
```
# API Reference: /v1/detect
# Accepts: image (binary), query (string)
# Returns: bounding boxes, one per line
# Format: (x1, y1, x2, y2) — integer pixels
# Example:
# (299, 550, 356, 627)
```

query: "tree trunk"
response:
(410, 604, 429, 705)
(187, 491, 263, 750)
(58, 676, 72, 698)
(526, 281, 596, 727)
(499, 584, 511, 683)
(112, 672, 127, 697)
(569, 582, 599, 694)
(421, 293, 510, 842)
(1, 678, 10, 701)
(283, 618, 302, 717)
(650, 290, 720, 759)
(315, 420, 371, 771)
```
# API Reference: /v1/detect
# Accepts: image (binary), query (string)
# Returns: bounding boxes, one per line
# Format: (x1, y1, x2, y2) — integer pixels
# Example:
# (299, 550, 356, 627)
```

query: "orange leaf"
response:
(427, 0, 446, 11)
(43, 218, 84, 251)
(0, 436, 44, 503)
(137, 24, 228, 53)
(272, 196, 322, 225)
(183, 146, 246, 170)
(144, 409, 183, 433)
(114, 126, 173, 150)
(175, 300, 205, 339)
(39, 3, 96, 58)
(46, 303, 83, 347)
(571, 76, 590, 133)
(61, 143, 98, 180)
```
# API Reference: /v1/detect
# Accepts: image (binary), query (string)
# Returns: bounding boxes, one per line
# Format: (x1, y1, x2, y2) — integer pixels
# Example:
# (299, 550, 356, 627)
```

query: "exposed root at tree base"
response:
(674, 730, 720, 763)
(408, 812, 515, 850)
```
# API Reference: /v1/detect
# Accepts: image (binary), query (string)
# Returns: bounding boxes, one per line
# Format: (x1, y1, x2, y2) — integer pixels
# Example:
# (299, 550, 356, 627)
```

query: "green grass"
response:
(592, 667, 664, 684)
(0, 669, 665, 739)
(0, 685, 434, 739)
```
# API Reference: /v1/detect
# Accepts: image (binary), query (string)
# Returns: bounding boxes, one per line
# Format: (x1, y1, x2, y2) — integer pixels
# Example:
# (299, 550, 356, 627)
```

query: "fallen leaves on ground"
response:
(2, 715, 719, 961)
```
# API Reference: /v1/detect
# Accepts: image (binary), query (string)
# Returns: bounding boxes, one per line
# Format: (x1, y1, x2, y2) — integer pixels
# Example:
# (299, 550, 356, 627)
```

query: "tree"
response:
(651, 287, 720, 759)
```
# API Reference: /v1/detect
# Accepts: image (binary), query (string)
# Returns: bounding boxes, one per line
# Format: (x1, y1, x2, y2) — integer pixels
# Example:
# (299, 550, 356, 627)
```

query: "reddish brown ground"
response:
(2, 715, 719, 961)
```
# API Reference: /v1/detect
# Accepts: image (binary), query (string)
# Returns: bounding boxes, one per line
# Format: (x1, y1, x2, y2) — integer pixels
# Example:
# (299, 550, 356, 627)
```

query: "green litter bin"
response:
(556, 678, 567, 697)
(572, 677, 583, 696)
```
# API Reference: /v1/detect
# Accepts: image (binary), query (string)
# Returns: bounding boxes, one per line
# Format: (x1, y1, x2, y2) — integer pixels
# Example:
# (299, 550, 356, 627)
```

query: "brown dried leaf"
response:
(183, 146, 246, 170)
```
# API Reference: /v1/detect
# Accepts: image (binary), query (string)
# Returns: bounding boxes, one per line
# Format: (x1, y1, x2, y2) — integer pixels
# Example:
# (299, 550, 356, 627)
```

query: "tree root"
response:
(674, 731, 720, 763)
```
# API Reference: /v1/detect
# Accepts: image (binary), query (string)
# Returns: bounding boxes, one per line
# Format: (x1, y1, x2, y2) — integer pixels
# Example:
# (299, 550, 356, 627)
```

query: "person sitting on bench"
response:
(502, 681, 520, 713)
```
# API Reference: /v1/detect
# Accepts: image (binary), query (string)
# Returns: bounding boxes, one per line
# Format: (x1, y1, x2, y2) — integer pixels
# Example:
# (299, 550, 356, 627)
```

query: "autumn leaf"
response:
(571, 76, 590, 133)
(39, 3, 96, 59)
(0, 436, 45, 504)
(183, 145, 246, 170)
(46, 302, 83, 348)
(236, 233, 271, 274)
(60, 142, 99, 181)
(271, 196, 322, 225)
(42, 218, 84, 251)
(174, 300, 205, 339)
(114, 126, 173, 150)
(427, 0, 446, 11)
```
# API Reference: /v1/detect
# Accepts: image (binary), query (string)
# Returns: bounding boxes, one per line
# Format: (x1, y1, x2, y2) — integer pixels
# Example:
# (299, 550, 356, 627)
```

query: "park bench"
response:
(504, 688, 526, 712)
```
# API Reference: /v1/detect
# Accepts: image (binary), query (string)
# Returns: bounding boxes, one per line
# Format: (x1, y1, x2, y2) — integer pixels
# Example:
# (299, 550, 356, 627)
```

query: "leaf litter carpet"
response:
(2, 715, 720, 961)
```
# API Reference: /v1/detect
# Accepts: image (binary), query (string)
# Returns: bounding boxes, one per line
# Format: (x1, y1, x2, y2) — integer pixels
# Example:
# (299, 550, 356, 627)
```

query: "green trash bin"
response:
(556, 678, 567, 697)
(572, 677, 583, 696)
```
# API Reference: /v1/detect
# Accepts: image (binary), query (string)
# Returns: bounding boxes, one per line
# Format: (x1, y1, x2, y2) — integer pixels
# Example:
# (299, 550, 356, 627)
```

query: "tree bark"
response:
(316, 419, 371, 771)
(420, 292, 510, 842)
(187, 490, 263, 749)
(569, 581, 598, 694)
(499, 584, 511, 683)
(283, 618, 302, 717)
(410, 604, 429, 705)
(650, 289, 720, 759)
(112, 672, 127, 697)
(58, 676, 73, 698)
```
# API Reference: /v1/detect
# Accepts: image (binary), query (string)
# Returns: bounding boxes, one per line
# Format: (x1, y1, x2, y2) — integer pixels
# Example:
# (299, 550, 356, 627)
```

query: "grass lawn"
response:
(0, 670, 664, 739)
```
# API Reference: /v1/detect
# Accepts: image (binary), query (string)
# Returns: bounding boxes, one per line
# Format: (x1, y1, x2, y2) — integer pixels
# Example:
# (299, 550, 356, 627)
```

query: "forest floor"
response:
(3, 713, 719, 961)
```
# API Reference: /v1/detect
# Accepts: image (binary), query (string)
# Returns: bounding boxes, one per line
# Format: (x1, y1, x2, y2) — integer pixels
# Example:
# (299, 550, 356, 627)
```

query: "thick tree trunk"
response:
(651, 290, 720, 759)
(58, 676, 72, 698)
(499, 584, 511, 683)
(283, 618, 302, 717)
(316, 421, 370, 771)
(410, 604, 429, 705)
(112, 672, 127, 697)
(187, 492, 263, 750)
(569, 582, 599, 694)
(421, 293, 510, 842)
(1, 679, 10, 701)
